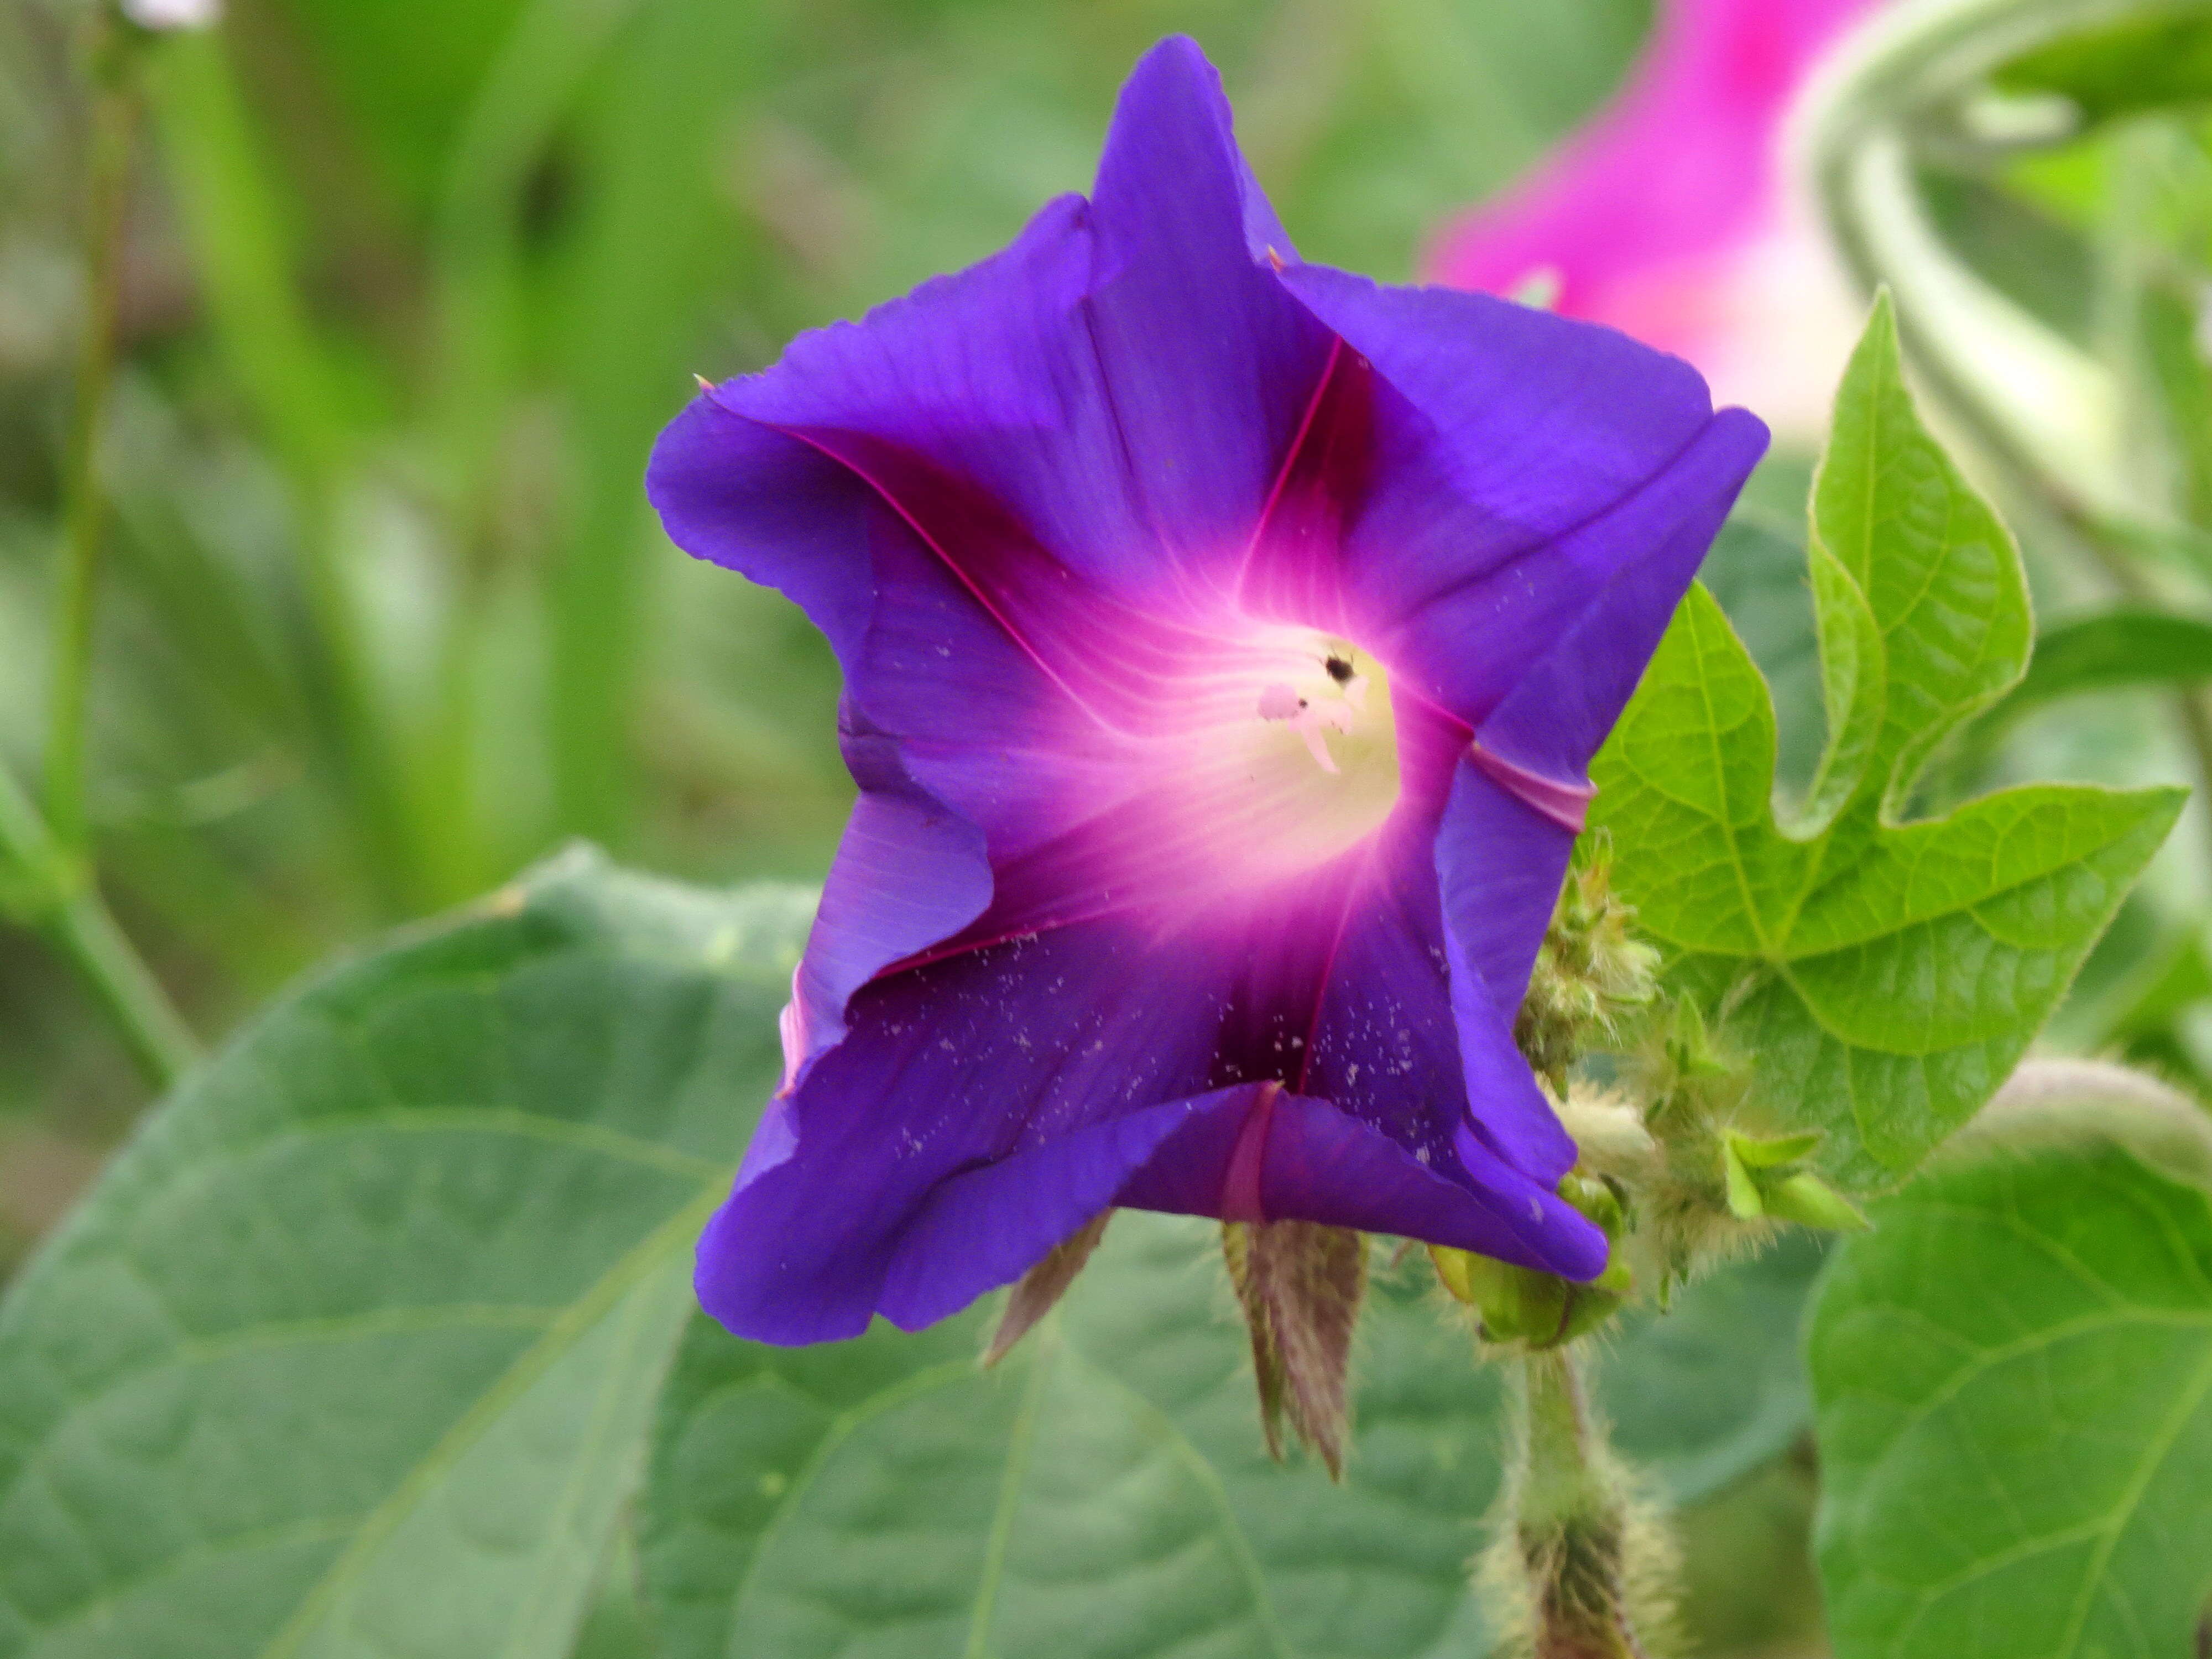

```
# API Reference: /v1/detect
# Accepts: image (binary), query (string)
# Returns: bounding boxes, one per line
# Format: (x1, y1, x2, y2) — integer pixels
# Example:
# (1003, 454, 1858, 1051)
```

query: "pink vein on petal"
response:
(1222, 1082, 1281, 1223)
(1467, 742, 1597, 834)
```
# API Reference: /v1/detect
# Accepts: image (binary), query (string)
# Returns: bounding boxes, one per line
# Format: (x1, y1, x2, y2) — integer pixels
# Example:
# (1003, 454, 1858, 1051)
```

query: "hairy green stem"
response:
(1508, 1348, 1657, 1659)
(48, 12, 139, 860)
(0, 762, 196, 1091)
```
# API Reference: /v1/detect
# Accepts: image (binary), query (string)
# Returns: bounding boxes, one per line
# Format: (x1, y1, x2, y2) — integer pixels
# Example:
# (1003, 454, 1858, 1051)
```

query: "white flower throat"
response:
(1182, 630, 1401, 882)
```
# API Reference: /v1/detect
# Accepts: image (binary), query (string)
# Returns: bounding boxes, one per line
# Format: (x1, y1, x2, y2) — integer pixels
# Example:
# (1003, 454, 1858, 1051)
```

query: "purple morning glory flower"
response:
(648, 36, 1767, 1345)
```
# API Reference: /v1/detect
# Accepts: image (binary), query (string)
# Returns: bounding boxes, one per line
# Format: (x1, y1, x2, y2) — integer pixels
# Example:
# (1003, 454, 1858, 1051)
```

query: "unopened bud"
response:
(1433, 1172, 1630, 1347)
(1716, 1128, 1864, 1232)
(1516, 846, 1661, 1091)
(1433, 1244, 1570, 1343)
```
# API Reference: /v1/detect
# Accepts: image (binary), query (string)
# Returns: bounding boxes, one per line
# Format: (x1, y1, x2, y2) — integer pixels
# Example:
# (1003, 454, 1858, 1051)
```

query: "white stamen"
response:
(1258, 656, 1365, 776)
(1297, 721, 1340, 774)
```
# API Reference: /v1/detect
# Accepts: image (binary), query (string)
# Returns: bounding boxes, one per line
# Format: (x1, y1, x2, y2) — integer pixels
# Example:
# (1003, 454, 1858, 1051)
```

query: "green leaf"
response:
(0, 849, 810, 1659)
(637, 1224, 1825, 1659)
(2083, 926, 2212, 1088)
(1592, 295, 2185, 1192)
(1985, 607, 2212, 731)
(1593, 1231, 1828, 1501)
(1809, 1144, 2212, 1658)
(1996, 12, 2212, 127)
(1698, 476, 1825, 799)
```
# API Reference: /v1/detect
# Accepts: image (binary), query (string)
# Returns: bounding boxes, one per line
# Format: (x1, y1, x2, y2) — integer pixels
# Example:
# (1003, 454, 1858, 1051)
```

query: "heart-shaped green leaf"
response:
(0, 850, 808, 1659)
(1811, 1142, 2212, 1658)
(637, 1222, 1826, 1658)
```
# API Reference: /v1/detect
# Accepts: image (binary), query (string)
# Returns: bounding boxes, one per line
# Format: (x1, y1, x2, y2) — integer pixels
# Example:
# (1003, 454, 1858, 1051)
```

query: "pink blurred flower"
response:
(122, 0, 222, 29)
(1426, 0, 1883, 439)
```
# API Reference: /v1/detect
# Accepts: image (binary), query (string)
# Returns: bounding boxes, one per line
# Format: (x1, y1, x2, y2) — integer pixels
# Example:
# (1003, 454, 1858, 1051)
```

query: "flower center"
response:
(1169, 629, 1401, 886)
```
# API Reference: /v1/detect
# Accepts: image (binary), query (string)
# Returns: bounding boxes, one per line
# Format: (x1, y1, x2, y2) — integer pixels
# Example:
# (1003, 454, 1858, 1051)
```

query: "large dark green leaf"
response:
(637, 1224, 1822, 1659)
(1811, 1143, 2212, 1658)
(0, 851, 808, 1659)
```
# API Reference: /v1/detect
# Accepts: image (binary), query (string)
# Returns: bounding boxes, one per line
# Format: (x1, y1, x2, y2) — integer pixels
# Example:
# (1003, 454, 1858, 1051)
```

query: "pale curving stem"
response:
(1961, 1055, 2212, 1188)
(1796, 0, 2138, 519)
(1989, 1056, 2202, 1118)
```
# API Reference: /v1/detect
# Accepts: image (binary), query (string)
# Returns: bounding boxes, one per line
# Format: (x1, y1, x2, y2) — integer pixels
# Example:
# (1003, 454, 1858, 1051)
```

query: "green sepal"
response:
(1726, 1128, 1824, 1168)
(1721, 1136, 1765, 1220)
(1760, 1171, 1870, 1233)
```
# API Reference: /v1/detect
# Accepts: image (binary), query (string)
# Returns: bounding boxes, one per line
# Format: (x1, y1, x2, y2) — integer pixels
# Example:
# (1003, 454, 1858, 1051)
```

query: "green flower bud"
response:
(1515, 844, 1662, 1092)
(1432, 1169, 1632, 1347)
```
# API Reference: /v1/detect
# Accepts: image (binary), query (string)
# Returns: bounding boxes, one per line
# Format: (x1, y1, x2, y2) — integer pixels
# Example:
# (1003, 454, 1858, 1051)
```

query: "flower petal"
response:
(1260, 1092, 1604, 1273)
(1296, 802, 1585, 1197)
(1423, 406, 1770, 1131)
(699, 836, 1608, 1343)
(1086, 36, 1334, 559)
(1275, 263, 1764, 729)
(703, 193, 1150, 595)
(645, 396, 878, 660)
(782, 718, 995, 1088)
(878, 1091, 1240, 1334)
(1118, 1086, 1605, 1276)
(707, 1056, 1604, 1345)
(1444, 891, 1583, 1183)
(697, 918, 1229, 1343)
(1436, 757, 1578, 1038)
(1470, 404, 1772, 781)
